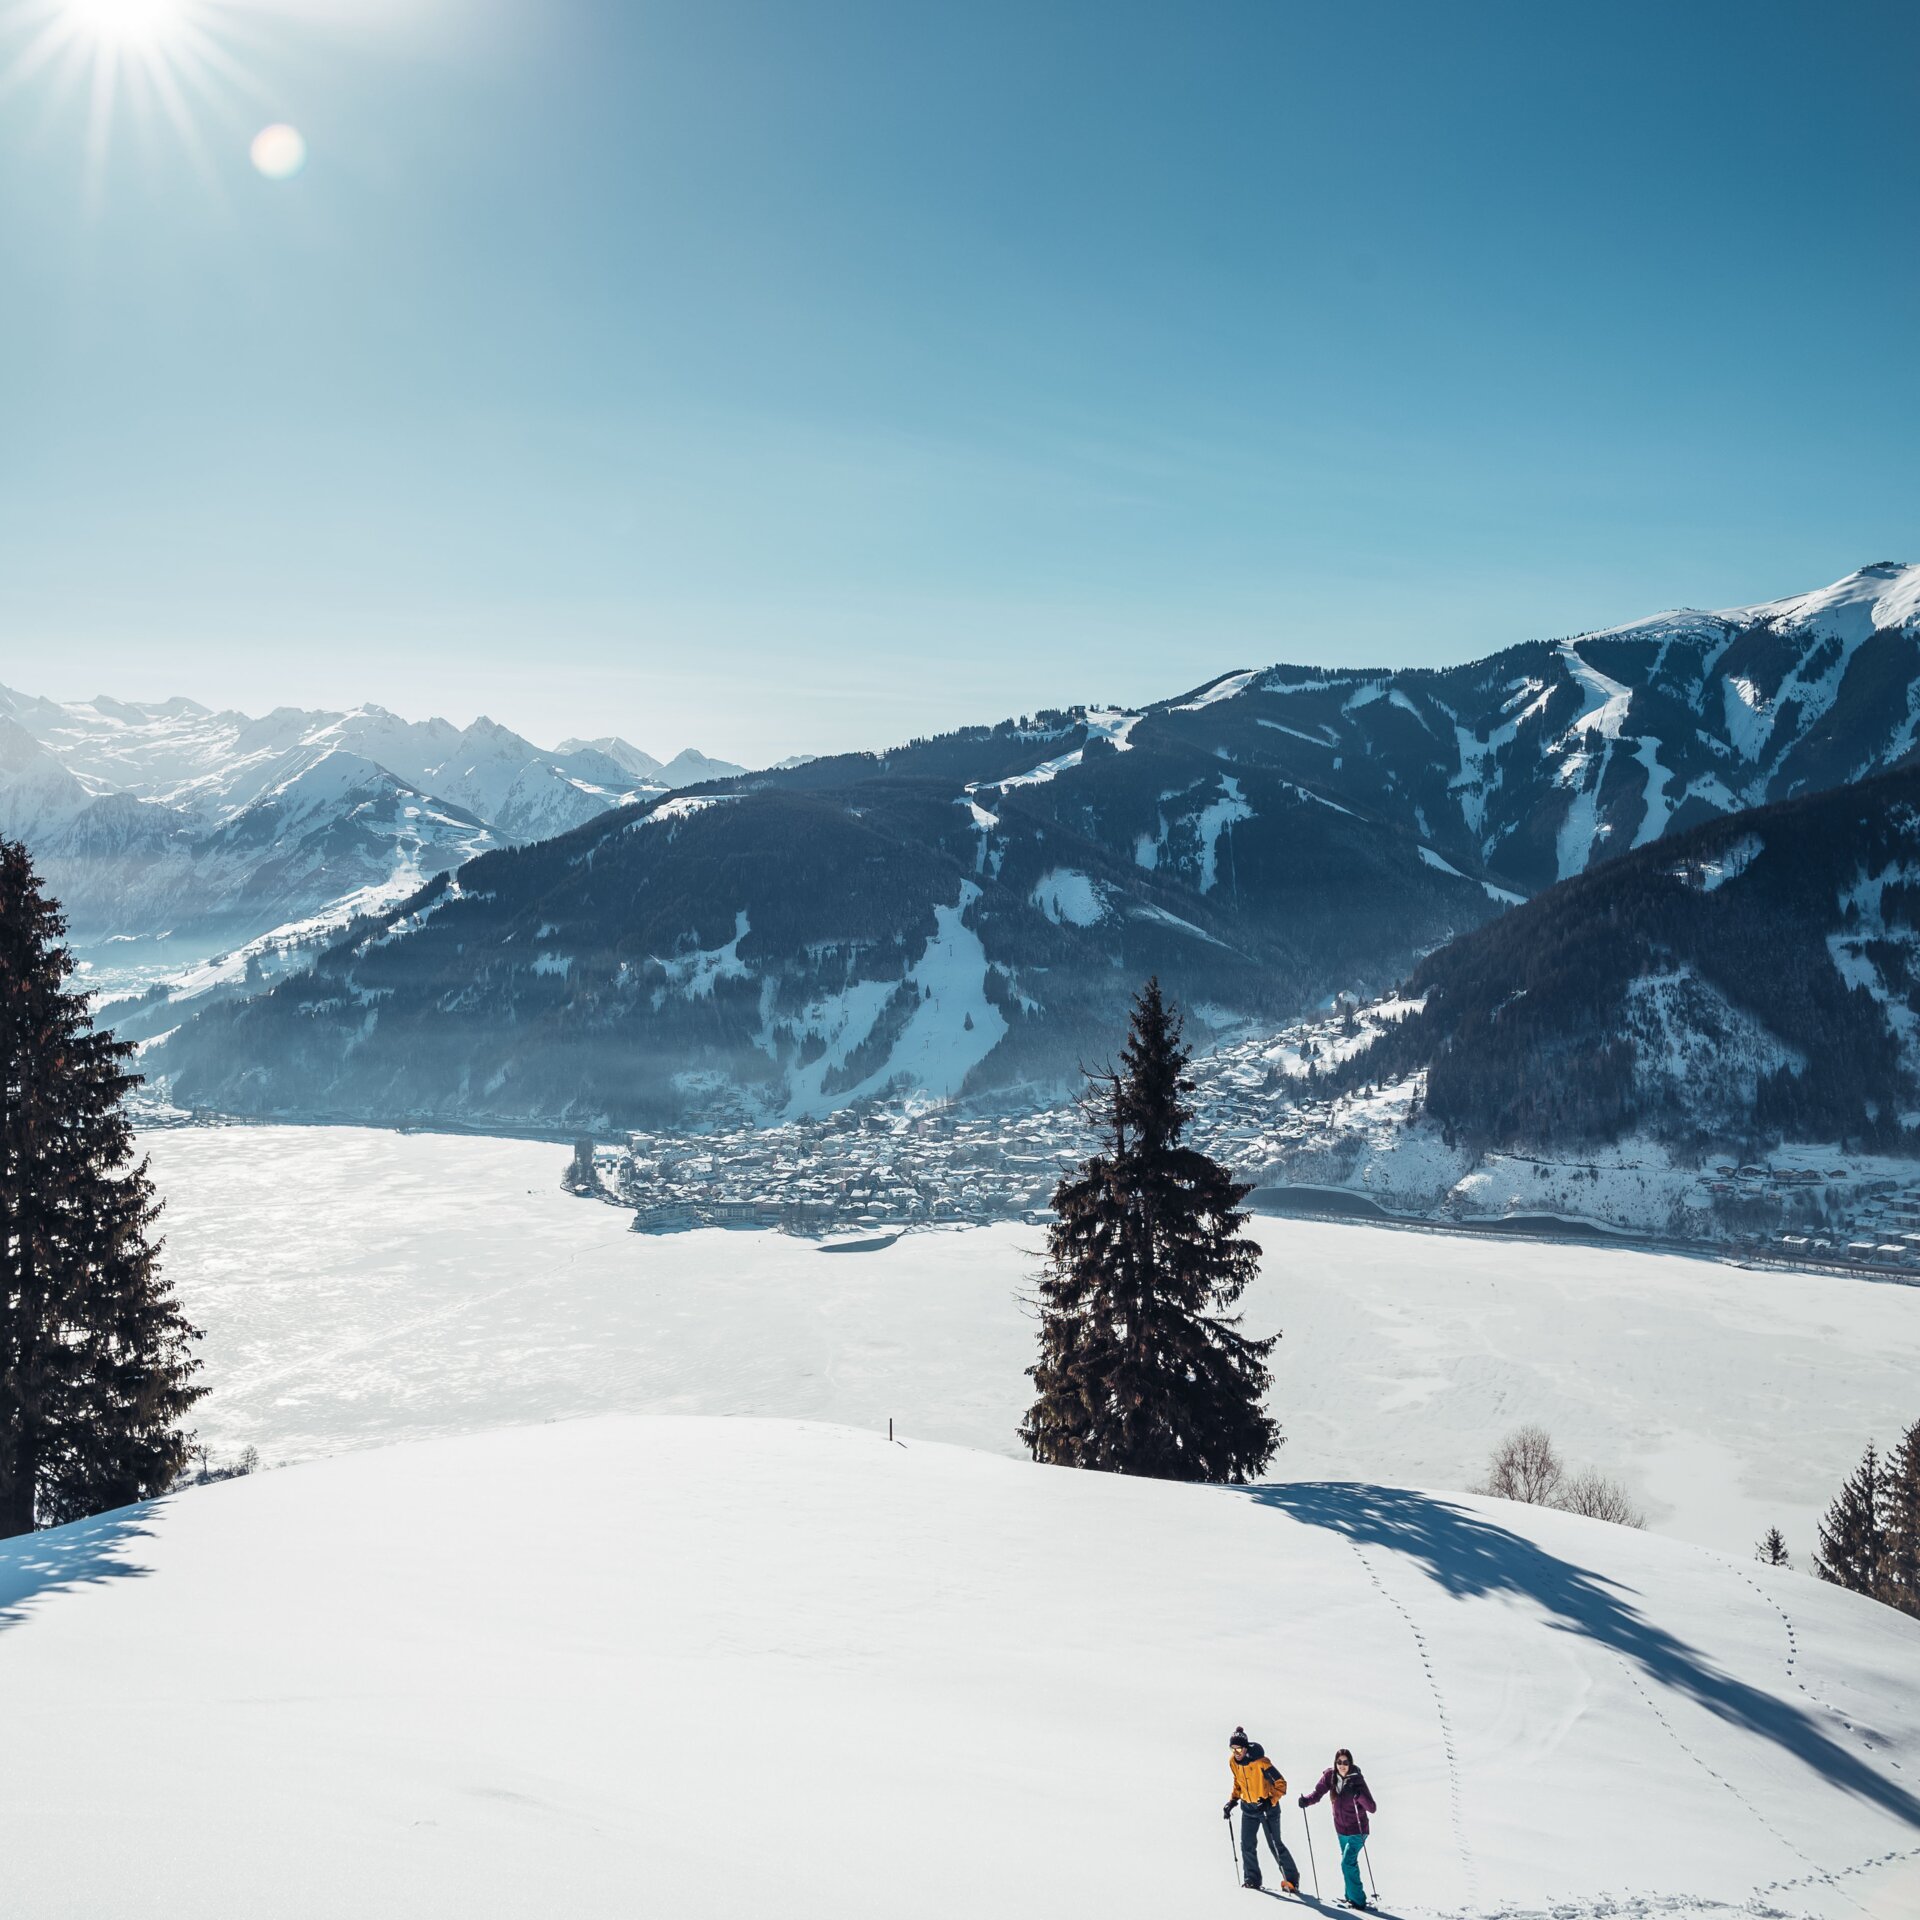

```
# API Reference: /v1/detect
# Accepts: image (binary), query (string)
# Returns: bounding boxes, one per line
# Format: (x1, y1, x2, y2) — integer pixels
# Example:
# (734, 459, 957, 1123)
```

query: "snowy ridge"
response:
(1589, 559, 1920, 650)
(1177, 563, 1920, 899)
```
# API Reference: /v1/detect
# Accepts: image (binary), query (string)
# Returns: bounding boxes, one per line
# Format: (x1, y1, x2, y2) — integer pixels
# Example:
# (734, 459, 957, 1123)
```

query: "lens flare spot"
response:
(250, 123, 307, 180)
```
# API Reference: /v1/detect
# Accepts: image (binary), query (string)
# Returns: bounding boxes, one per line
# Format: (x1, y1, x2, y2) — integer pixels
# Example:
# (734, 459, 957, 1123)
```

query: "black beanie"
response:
(1230, 1726, 1247, 1745)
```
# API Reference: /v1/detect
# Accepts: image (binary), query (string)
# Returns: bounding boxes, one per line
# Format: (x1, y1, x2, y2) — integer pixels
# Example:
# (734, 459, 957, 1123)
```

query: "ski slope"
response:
(145, 1127, 1920, 1558)
(1, 1415, 1915, 1918)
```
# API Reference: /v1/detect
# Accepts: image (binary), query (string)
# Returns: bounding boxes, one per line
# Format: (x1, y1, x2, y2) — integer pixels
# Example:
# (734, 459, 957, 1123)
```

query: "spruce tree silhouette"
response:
(0, 841, 203, 1537)
(1873, 1418, 1920, 1618)
(1814, 1440, 1884, 1598)
(1020, 978, 1278, 1482)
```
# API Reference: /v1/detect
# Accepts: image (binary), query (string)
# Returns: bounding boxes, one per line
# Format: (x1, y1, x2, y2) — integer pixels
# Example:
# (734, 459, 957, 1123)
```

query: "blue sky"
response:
(2, 0, 1915, 763)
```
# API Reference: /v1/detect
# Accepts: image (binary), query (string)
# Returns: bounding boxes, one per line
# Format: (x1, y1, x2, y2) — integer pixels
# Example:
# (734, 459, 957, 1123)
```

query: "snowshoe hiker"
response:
(1299, 1747, 1376, 1908)
(1224, 1726, 1301, 1892)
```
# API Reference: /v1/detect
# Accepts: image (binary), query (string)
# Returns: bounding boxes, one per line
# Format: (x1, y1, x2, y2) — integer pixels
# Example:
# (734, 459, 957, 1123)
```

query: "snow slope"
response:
(145, 1127, 1920, 1558)
(1, 1414, 1916, 1918)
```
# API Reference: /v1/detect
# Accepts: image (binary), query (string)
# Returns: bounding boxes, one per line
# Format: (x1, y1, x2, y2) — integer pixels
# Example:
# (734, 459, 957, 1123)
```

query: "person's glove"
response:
(1296, 1795, 1307, 1808)
(1222, 1802, 1234, 1819)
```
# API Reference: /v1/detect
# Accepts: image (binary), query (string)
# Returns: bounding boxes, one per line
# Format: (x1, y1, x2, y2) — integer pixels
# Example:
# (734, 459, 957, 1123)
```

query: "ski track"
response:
(1344, 1539, 1478, 1907)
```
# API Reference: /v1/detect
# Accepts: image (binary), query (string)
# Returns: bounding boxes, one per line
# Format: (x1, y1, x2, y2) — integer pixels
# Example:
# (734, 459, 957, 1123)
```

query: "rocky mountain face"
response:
(1336, 764, 1920, 1156)
(0, 686, 744, 985)
(124, 560, 1920, 1132)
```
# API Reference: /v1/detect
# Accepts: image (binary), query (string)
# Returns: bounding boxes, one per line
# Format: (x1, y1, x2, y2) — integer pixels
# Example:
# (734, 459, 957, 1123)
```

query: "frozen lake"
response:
(146, 1124, 1920, 1557)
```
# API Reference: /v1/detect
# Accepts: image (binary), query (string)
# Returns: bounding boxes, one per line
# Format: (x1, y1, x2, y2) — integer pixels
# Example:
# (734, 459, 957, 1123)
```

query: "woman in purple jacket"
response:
(1299, 1748, 1376, 1908)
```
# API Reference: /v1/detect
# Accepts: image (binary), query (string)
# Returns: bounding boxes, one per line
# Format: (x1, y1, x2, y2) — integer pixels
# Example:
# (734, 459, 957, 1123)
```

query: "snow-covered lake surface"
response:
(3, 1415, 1916, 1918)
(148, 1126, 1920, 1559)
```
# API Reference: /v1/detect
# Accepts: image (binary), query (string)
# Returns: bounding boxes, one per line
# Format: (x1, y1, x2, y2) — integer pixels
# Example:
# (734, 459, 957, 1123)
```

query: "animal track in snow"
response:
(1345, 1538, 1478, 1906)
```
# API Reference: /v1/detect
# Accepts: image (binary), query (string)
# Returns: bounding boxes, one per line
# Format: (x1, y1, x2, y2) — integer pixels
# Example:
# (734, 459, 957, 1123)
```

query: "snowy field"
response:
(2, 1415, 1916, 1919)
(147, 1126, 1920, 1558)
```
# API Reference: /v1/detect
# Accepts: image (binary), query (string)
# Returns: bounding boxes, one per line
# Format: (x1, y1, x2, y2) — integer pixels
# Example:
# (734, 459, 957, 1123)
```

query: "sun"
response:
(63, 0, 183, 46)
(0, 0, 275, 189)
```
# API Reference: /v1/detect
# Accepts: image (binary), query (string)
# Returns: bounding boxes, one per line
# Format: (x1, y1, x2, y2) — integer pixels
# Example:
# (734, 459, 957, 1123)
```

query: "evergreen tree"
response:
(1755, 1526, 1791, 1568)
(0, 842, 203, 1537)
(1814, 1441, 1884, 1599)
(1877, 1417, 1920, 1619)
(1019, 978, 1278, 1482)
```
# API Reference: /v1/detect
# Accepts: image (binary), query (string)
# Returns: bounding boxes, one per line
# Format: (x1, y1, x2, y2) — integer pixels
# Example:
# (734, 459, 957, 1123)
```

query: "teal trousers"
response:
(1338, 1831, 1368, 1906)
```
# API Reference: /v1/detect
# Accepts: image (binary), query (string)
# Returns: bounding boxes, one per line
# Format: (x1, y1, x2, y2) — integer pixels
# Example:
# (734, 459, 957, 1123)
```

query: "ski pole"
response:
(1226, 1806, 1241, 1884)
(1363, 1831, 1379, 1902)
(1300, 1803, 1319, 1899)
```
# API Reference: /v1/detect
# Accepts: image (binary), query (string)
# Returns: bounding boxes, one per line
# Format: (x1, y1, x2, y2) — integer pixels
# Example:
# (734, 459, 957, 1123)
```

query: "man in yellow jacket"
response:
(1224, 1726, 1301, 1892)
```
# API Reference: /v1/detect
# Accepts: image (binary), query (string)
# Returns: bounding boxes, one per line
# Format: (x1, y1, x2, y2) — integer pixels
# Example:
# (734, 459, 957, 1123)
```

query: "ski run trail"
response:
(1, 1415, 1916, 1918)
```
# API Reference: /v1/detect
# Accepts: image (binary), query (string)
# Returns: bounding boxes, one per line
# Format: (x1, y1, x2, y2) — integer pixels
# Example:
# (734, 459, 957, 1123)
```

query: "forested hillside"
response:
(154, 718, 1497, 1128)
(1339, 766, 1920, 1154)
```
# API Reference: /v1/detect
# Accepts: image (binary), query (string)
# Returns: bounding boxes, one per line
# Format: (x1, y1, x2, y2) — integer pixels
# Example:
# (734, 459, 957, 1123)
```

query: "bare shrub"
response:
(1480, 1426, 1645, 1528)
(1556, 1468, 1647, 1529)
(1481, 1425, 1566, 1505)
(177, 1444, 260, 1489)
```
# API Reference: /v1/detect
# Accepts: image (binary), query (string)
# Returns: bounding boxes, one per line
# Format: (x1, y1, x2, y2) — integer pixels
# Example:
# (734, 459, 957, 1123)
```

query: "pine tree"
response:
(1755, 1526, 1791, 1568)
(1877, 1417, 1920, 1619)
(1814, 1441, 1884, 1598)
(0, 841, 203, 1537)
(1019, 978, 1279, 1482)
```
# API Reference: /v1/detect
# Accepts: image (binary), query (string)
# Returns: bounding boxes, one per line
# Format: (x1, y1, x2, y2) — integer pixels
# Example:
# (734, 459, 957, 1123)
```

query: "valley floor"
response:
(148, 1124, 1920, 1558)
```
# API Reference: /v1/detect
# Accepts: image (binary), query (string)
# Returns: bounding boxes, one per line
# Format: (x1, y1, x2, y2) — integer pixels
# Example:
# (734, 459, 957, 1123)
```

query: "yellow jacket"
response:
(1229, 1748, 1287, 1805)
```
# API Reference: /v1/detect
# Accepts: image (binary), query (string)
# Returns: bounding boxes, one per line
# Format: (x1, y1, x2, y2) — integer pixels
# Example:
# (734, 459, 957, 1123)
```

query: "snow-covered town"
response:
(572, 995, 1920, 1278)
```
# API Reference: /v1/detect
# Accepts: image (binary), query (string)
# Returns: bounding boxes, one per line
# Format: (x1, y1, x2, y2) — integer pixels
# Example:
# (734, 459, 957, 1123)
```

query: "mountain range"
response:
(150, 563, 1920, 1135)
(0, 685, 743, 988)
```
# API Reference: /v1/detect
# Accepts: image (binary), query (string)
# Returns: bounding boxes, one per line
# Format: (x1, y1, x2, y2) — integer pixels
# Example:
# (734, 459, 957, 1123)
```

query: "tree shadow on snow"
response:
(0, 1504, 154, 1632)
(1256, 1482, 1920, 1828)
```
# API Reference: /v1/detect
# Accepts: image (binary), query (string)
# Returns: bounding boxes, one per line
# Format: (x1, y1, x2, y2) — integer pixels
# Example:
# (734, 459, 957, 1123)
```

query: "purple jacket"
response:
(1301, 1766, 1376, 1836)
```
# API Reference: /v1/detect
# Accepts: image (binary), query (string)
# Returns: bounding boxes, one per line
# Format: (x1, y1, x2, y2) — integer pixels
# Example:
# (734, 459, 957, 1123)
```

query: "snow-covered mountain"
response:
(3, 1414, 1916, 1917)
(0, 683, 744, 986)
(1322, 761, 1920, 1165)
(1166, 560, 1920, 894)
(154, 707, 1512, 1129)
(153, 561, 1920, 1132)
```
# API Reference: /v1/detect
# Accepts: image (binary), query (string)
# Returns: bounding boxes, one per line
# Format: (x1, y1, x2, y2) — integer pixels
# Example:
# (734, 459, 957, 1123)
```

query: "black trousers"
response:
(1240, 1801, 1301, 1886)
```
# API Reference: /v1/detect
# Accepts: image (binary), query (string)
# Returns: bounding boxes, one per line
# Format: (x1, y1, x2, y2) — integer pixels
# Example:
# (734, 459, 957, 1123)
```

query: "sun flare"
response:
(1, 0, 270, 187)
